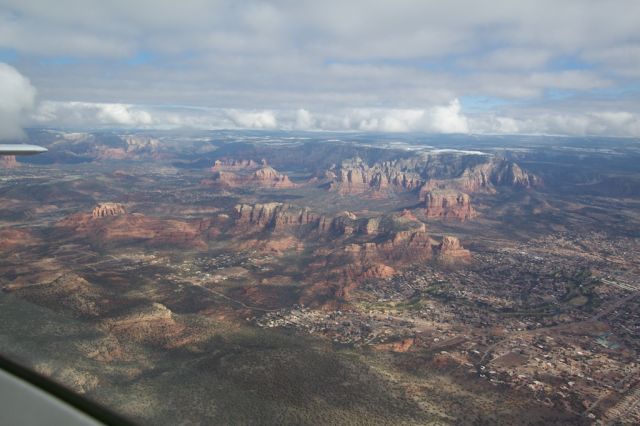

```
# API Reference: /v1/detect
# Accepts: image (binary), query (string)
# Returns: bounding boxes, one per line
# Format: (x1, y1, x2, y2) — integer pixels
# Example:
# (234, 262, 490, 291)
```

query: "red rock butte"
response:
(92, 203, 126, 218)
(423, 190, 476, 221)
(438, 235, 472, 262)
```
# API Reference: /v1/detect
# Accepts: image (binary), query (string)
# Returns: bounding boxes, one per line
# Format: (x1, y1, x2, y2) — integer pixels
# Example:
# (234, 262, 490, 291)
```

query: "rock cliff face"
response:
(321, 211, 358, 235)
(234, 203, 323, 231)
(437, 236, 471, 263)
(342, 227, 435, 264)
(328, 155, 540, 198)
(211, 158, 260, 171)
(231, 201, 473, 304)
(234, 203, 435, 254)
(301, 215, 437, 303)
(207, 165, 295, 189)
(92, 202, 126, 218)
(121, 135, 159, 153)
(328, 157, 424, 195)
(0, 155, 19, 168)
(423, 158, 541, 194)
(423, 190, 476, 221)
(92, 135, 160, 160)
(252, 166, 295, 188)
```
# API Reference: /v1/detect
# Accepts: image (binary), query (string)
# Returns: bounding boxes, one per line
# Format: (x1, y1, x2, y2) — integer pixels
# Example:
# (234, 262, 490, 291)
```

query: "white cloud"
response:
(294, 109, 314, 130)
(27, 98, 640, 137)
(469, 111, 640, 137)
(313, 100, 469, 134)
(430, 99, 469, 133)
(31, 99, 470, 134)
(96, 103, 153, 125)
(32, 101, 154, 127)
(227, 110, 277, 129)
(0, 1, 636, 114)
(0, 62, 36, 140)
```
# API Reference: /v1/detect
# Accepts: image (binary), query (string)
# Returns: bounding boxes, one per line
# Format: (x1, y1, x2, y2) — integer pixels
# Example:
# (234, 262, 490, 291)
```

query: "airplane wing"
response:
(0, 144, 48, 155)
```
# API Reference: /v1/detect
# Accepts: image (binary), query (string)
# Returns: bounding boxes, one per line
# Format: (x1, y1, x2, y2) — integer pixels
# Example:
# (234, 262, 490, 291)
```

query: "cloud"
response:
(0, 62, 36, 140)
(32, 101, 153, 127)
(349, 100, 468, 133)
(1, 0, 636, 139)
(294, 109, 314, 130)
(581, 44, 640, 78)
(27, 98, 640, 137)
(469, 111, 640, 137)
(95, 103, 153, 125)
(430, 99, 469, 133)
(0, 1, 636, 119)
(227, 110, 277, 129)
(460, 48, 552, 70)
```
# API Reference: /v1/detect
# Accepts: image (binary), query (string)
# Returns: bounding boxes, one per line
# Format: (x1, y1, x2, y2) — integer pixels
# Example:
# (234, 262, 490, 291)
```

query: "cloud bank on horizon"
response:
(0, 0, 639, 138)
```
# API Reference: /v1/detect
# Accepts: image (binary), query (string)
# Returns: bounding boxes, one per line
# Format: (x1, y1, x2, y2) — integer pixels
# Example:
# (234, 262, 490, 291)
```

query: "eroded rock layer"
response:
(424, 190, 476, 221)
(327, 154, 540, 198)
(92, 203, 126, 218)
(207, 165, 295, 188)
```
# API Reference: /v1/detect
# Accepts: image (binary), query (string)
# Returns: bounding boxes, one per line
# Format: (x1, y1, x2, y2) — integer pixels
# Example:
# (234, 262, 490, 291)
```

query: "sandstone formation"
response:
(92, 202, 126, 218)
(437, 236, 472, 263)
(235, 204, 365, 238)
(340, 219, 435, 266)
(92, 135, 160, 160)
(423, 190, 476, 221)
(58, 204, 208, 249)
(208, 165, 295, 189)
(252, 166, 295, 188)
(121, 135, 160, 153)
(93, 146, 129, 160)
(327, 155, 540, 199)
(328, 211, 358, 235)
(234, 203, 320, 231)
(233, 203, 436, 259)
(232, 202, 442, 301)
(328, 157, 424, 195)
(211, 158, 260, 171)
(0, 155, 19, 168)
(422, 157, 541, 194)
(237, 236, 304, 254)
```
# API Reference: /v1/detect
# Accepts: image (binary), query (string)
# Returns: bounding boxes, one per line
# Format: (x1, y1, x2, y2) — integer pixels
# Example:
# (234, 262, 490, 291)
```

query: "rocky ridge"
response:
(211, 158, 261, 171)
(207, 165, 295, 189)
(232, 201, 470, 300)
(327, 157, 424, 195)
(423, 190, 476, 221)
(328, 154, 539, 197)
(92, 202, 126, 218)
(437, 236, 472, 262)
(422, 157, 541, 194)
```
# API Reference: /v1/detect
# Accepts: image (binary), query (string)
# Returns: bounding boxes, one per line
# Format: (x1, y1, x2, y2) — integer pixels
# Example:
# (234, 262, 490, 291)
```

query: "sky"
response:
(0, 0, 639, 139)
